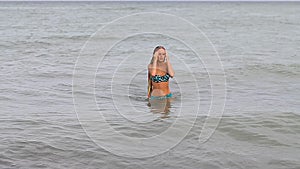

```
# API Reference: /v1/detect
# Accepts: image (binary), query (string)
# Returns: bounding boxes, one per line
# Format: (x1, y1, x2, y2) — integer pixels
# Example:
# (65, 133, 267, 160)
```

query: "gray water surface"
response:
(0, 2, 299, 169)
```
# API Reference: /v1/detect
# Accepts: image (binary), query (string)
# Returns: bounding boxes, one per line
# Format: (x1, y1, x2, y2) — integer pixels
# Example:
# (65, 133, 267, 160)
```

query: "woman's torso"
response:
(150, 63, 171, 96)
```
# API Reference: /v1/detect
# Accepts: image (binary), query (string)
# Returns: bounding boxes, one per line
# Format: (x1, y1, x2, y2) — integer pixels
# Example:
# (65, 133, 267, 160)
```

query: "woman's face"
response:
(157, 48, 166, 62)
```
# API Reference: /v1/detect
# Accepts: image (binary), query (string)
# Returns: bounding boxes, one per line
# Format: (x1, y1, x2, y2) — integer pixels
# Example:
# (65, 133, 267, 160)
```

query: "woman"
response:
(147, 46, 175, 99)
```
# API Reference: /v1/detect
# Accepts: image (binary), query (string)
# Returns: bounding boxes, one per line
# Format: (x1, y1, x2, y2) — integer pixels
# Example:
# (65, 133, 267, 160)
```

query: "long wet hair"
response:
(150, 45, 166, 64)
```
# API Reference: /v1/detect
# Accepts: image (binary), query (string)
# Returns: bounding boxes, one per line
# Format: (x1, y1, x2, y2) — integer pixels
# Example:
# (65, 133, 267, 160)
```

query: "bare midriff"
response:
(151, 81, 171, 96)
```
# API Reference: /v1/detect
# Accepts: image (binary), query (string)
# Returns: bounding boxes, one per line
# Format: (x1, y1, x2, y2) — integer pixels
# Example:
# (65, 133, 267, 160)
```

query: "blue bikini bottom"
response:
(150, 93, 173, 100)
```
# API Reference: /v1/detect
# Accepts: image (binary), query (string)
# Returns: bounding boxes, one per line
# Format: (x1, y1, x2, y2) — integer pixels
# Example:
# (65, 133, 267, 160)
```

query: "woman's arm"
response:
(147, 69, 152, 98)
(149, 52, 158, 76)
(166, 52, 175, 77)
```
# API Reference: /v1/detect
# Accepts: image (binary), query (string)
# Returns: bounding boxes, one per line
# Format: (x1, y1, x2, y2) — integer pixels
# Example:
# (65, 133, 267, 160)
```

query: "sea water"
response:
(0, 2, 299, 169)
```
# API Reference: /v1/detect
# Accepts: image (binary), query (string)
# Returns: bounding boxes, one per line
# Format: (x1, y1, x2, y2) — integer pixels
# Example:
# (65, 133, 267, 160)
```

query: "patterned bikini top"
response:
(151, 73, 170, 83)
